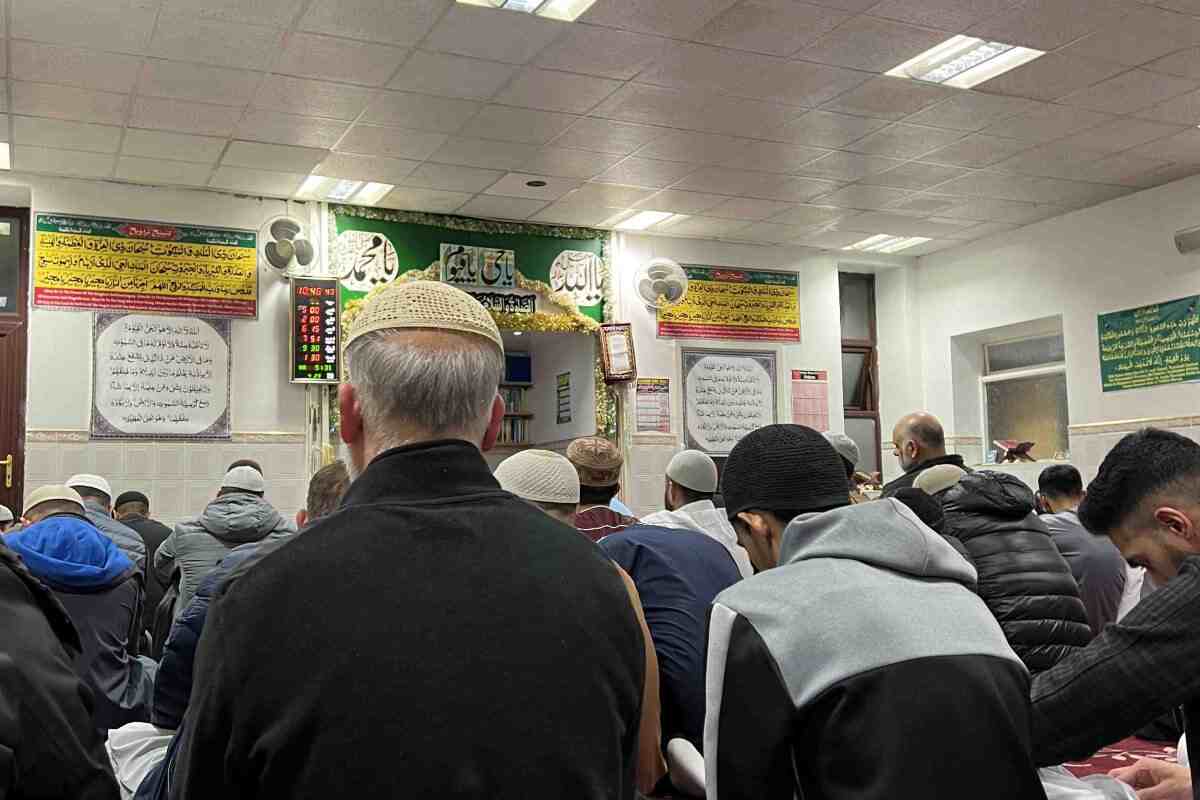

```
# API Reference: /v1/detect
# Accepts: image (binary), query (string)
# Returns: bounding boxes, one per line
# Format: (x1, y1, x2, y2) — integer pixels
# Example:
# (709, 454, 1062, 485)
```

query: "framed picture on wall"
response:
(599, 323, 637, 382)
(681, 348, 778, 456)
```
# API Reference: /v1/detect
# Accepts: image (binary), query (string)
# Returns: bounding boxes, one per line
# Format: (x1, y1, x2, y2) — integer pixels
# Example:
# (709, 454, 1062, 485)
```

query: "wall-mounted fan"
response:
(260, 215, 315, 274)
(635, 257, 688, 310)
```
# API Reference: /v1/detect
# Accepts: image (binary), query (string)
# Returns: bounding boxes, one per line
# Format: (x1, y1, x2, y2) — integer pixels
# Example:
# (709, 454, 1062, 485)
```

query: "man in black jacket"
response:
(114, 490, 172, 640)
(0, 539, 119, 799)
(881, 412, 969, 497)
(940, 471, 1091, 674)
(173, 281, 645, 800)
(1031, 429, 1200, 800)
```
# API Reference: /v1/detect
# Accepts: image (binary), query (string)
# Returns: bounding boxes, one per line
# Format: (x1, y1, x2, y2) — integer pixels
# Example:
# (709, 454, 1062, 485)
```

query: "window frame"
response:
(838, 271, 880, 475)
(979, 339, 1068, 461)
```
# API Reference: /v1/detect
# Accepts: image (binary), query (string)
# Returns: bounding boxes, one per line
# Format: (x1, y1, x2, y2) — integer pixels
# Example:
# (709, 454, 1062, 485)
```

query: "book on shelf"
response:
(500, 385, 528, 414)
(496, 416, 529, 446)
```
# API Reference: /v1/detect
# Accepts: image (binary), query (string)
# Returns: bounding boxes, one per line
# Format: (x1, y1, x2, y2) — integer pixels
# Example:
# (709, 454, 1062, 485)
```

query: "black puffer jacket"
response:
(942, 470, 1091, 674)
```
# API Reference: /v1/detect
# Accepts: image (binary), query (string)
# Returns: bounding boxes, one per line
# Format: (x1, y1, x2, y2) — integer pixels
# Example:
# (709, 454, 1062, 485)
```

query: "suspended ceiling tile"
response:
(493, 68, 624, 115)
(695, 0, 851, 57)
(1060, 117, 1189, 152)
(859, 161, 969, 190)
(129, 96, 243, 137)
(635, 189, 728, 214)
(593, 157, 697, 188)
(13, 145, 115, 177)
(235, 109, 351, 149)
(222, 140, 328, 173)
(468, 105, 579, 145)
(520, 147, 625, 179)
(12, 115, 122, 152)
(1133, 87, 1200, 125)
(655, 215, 753, 237)
(422, 5, 567, 65)
(483, 172, 582, 200)
(815, 184, 914, 211)
(867, 0, 1021, 31)
(401, 162, 506, 192)
(314, 152, 422, 184)
(1145, 46, 1200, 79)
(534, 25, 672, 81)
(632, 131, 752, 164)
(12, 0, 158, 54)
(820, 76, 957, 120)
(376, 187, 473, 213)
(720, 141, 832, 173)
(795, 15, 949, 73)
(253, 74, 374, 120)
(457, 195, 549, 221)
(274, 33, 409, 87)
(428, 137, 541, 171)
(532, 199, 625, 226)
(209, 165, 306, 196)
(163, 0, 305, 26)
(552, 118, 668, 156)
(115, 156, 213, 187)
(360, 91, 482, 134)
(844, 123, 966, 159)
(336, 125, 448, 160)
(9, 41, 141, 92)
(1060, 69, 1199, 115)
(705, 196, 796, 220)
(767, 203, 852, 226)
(974, 54, 1125, 102)
(122, 128, 227, 164)
(765, 110, 890, 148)
(794, 151, 904, 181)
(579, 0, 740, 39)
(298, 0, 450, 46)
(978, 103, 1116, 142)
(563, 182, 658, 206)
(147, 11, 284, 71)
(1130, 127, 1200, 160)
(923, 133, 1031, 168)
(966, 0, 1130, 51)
(10, 81, 128, 126)
(139, 59, 260, 106)
(388, 51, 518, 100)
(903, 92, 1035, 132)
(746, 175, 844, 202)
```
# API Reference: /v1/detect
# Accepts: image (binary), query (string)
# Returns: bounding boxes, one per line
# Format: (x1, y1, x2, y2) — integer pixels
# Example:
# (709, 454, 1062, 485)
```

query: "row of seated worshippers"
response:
(5, 278, 1200, 800)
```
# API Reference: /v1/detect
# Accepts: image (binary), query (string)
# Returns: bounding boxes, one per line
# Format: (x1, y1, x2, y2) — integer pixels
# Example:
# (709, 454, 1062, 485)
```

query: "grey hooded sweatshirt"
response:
(154, 492, 295, 618)
(704, 499, 1046, 800)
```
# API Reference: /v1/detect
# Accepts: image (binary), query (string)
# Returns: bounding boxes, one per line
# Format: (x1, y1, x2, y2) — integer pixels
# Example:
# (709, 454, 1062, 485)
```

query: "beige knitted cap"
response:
(346, 280, 503, 353)
(914, 464, 967, 495)
(495, 450, 580, 504)
(23, 485, 85, 517)
(567, 436, 623, 487)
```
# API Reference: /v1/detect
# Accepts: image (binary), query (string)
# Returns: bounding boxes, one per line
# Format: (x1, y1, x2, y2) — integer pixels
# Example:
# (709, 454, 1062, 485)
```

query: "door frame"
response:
(0, 207, 31, 513)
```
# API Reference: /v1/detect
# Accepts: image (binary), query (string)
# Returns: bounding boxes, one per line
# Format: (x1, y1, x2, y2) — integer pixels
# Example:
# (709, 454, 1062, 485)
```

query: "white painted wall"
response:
(880, 171, 1200, 483)
(612, 232, 910, 515)
(9, 173, 310, 522)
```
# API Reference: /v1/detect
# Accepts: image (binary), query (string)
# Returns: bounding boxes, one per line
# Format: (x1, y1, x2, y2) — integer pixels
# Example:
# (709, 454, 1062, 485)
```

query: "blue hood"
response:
(5, 514, 135, 591)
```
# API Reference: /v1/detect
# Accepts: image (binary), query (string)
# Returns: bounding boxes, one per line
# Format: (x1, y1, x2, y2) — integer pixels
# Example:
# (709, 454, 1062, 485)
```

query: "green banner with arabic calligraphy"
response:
(1098, 296, 1200, 392)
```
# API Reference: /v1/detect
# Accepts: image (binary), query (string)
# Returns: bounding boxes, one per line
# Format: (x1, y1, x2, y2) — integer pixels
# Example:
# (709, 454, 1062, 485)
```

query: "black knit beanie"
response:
(722, 424, 850, 520)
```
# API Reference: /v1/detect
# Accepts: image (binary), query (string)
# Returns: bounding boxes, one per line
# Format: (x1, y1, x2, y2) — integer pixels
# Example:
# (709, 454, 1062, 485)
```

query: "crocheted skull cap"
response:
(346, 280, 503, 353)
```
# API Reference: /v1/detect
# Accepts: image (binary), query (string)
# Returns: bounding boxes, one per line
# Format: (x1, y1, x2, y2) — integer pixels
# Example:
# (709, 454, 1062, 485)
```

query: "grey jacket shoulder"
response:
(85, 508, 146, 571)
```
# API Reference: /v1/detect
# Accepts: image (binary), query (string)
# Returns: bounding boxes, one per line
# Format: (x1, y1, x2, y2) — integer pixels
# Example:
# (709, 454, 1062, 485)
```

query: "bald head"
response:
(892, 412, 946, 472)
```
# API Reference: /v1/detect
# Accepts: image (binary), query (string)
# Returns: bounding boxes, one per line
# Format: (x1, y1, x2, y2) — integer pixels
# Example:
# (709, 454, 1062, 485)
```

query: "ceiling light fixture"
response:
(615, 210, 674, 231)
(886, 34, 1043, 89)
(456, 0, 597, 21)
(326, 179, 364, 202)
(844, 234, 931, 253)
(354, 182, 394, 205)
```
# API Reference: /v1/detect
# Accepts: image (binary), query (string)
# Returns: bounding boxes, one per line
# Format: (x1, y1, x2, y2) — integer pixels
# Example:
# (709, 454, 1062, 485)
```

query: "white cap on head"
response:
(66, 473, 112, 499)
(914, 464, 968, 495)
(23, 485, 86, 517)
(494, 449, 580, 505)
(0, 504, 12, 524)
(666, 450, 718, 494)
(221, 465, 265, 494)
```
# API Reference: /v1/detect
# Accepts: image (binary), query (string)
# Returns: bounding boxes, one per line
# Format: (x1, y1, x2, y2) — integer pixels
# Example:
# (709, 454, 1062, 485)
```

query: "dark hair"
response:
(891, 488, 945, 535)
(305, 460, 350, 523)
(115, 499, 149, 517)
(72, 486, 111, 505)
(1038, 464, 1084, 500)
(909, 418, 945, 450)
(1079, 428, 1200, 536)
(228, 459, 264, 476)
(217, 486, 264, 498)
(839, 455, 856, 480)
(579, 483, 620, 506)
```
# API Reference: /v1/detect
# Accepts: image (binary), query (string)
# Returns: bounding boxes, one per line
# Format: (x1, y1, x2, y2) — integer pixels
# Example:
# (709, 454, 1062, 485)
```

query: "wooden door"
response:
(0, 209, 30, 515)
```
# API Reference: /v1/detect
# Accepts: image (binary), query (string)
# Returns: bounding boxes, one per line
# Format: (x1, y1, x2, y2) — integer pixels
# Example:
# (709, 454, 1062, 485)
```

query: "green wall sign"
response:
(330, 207, 607, 322)
(1098, 295, 1200, 392)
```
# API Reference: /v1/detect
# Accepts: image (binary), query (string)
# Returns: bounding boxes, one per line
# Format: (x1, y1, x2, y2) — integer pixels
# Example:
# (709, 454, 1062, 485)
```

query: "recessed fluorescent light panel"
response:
(844, 234, 931, 253)
(298, 175, 394, 205)
(0, 143, 10, 171)
(886, 35, 1044, 89)
(456, 0, 596, 21)
(604, 210, 691, 231)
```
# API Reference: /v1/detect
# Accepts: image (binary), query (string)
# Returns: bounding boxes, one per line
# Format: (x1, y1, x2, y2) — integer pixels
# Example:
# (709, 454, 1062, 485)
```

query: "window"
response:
(839, 272, 880, 474)
(982, 333, 1069, 461)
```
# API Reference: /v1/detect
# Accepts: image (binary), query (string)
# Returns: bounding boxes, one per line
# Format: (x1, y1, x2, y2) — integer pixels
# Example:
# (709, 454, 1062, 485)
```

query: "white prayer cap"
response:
(23, 485, 85, 517)
(221, 465, 265, 494)
(495, 450, 580, 505)
(67, 473, 112, 499)
(666, 450, 718, 494)
(0, 504, 12, 523)
(346, 280, 503, 353)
